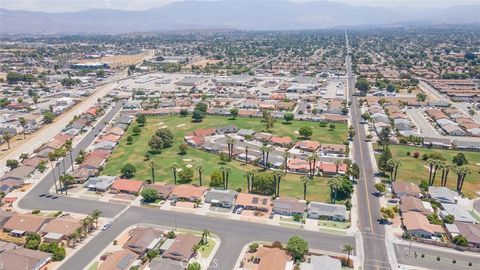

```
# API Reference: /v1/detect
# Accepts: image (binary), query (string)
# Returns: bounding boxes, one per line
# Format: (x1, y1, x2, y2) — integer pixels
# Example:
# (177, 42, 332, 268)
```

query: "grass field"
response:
(376, 145, 480, 198)
(102, 115, 348, 202)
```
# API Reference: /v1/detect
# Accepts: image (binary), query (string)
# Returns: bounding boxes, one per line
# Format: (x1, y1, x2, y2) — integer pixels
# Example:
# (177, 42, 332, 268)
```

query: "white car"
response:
(102, 223, 111, 231)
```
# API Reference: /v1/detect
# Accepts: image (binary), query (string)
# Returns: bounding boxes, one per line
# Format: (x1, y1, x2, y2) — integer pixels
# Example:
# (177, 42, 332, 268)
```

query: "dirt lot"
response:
(80, 53, 147, 68)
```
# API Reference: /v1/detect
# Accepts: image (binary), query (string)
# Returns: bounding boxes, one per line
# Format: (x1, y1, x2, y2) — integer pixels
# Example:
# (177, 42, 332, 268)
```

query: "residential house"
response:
(145, 183, 174, 199)
(0, 248, 51, 270)
(79, 156, 105, 171)
(163, 234, 201, 262)
(84, 176, 116, 192)
(216, 126, 239, 135)
(402, 211, 444, 238)
(295, 140, 320, 152)
(2, 213, 53, 236)
(0, 165, 36, 186)
(428, 187, 457, 204)
(440, 204, 477, 224)
(399, 196, 432, 216)
(318, 162, 347, 176)
(300, 255, 341, 270)
(270, 136, 292, 147)
(124, 227, 163, 255)
(40, 216, 82, 243)
(452, 140, 480, 151)
(451, 222, 480, 248)
(170, 185, 207, 202)
(252, 247, 294, 270)
(272, 197, 306, 216)
(110, 179, 144, 195)
(204, 189, 238, 208)
(237, 129, 255, 137)
(392, 181, 422, 198)
(254, 132, 273, 142)
(192, 128, 216, 137)
(307, 202, 347, 221)
(235, 193, 272, 212)
(98, 249, 138, 270)
(422, 137, 451, 149)
(287, 159, 310, 174)
(319, 143, 346, 156)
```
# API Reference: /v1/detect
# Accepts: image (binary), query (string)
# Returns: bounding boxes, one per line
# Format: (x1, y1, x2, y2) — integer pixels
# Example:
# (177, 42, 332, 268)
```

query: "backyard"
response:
(376, 145, 480, 198)
(102, 115, 349, 202)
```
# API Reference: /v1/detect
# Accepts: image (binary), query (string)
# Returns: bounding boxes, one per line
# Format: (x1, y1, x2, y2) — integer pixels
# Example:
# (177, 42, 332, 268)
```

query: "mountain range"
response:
(1, 0, 480, 35)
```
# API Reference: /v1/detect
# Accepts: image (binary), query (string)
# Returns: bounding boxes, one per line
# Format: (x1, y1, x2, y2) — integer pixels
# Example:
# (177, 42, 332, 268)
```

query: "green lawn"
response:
(376, 145, 480, 198)
(102, 115, 348, 202)
(199, 240, 216, 257)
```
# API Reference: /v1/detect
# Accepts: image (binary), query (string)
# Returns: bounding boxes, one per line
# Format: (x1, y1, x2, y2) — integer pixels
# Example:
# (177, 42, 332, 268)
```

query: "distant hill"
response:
(1, 0, 480, 35)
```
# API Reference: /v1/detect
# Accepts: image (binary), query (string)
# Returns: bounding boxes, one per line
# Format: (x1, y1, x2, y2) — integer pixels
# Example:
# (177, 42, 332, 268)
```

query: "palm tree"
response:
(48, 152, 59, 194)
(328, 175, 343, 203)
(19, 117, 27, 139)
(68, 232, 77, 248)
(431, 159, 442, 186)
(201, 229, 211, 244)
(197, 165, 203, 186)
(220, 166, 231, 189)
(386, 159, 401, 182)
(301, 176, 311, 200)
(74, 227, 83, 241)
(426, 158, 437, 186)
(272, 171, 285, 197)
(244, 171, 253, 193)
(260, 145, 269, 167)
(65, 139, 74, 172)
(440, 162, 453, 187)
(307, 154, 317, 177)
(149, 160, 156, 182)
(342, 244, 354, 262)
(226, 138, 236, 159)
(282, 151, 290, 173)
(80, 218, 90, 236)
(244, 146, 249, 164)
(90, 209, 102, 229)
(170, 163, 179, 185)
(455, 165, 471, 193)
(248, 170, 256, 193)
(265, 146, 274, 168)
(59, 173, 75, 195)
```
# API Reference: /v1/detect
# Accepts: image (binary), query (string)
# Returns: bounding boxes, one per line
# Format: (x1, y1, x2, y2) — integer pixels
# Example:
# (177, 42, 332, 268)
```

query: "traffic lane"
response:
(60, 206, 356, 270)
(395, 243, 480, 270)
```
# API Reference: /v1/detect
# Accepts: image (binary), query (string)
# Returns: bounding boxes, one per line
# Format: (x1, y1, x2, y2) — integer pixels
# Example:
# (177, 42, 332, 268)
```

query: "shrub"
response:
(249, 243, 259, 253)
(437, 256, 441, 261)
(31, 209, 40, 214)
(406, 151, 410, 156)
(412, 151, 420, 158)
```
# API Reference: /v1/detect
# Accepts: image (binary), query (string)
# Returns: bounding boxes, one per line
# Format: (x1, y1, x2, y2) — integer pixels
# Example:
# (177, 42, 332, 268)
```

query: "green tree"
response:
(132, 126, 141, 134)
(299, 126, 313, 139)
(187, 262, 201, 270)
(19, 117, 27, 139)
(328, 175, 343, 203)
(180, 109, 189, 117)
(443, 214, 455, 224)
(355, 77, 371, 94)
(380, 207, 395, 221)
(195, 102, 208, 113)
(452, 235, 468, 246)
(6, 159, 19, 170)
(178, 143, 188, 155)
(170, 163, 179, 185)
(136, 114, 146, 125)
(209, 170, 223, 188)
(121, 163, 136, 178)
(141, 188, 158, 202)
(286, 236, 309, 261)
(416, 92, 427, 102)
(230, 107, 239, 119)
(192, 109, 204, 122)
(283, 112, 294, 124)
(249, 243, 259, 253)
(452, 153, 468, 166)
(342, 244, 354, 262)
(43, 111, 55, 124)
(378, 147, 392, 172)
(2, 132, 12, 149)
(375, 182, 386, 193)
(178, 167, 194, 183)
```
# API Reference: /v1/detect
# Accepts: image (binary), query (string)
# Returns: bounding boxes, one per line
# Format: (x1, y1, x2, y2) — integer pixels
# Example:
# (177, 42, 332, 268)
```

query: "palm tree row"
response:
(71, 209, 102, 247)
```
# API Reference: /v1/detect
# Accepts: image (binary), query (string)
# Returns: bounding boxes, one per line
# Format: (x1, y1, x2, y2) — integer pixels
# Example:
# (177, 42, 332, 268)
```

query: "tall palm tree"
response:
(48, 152, 59, 194)
(283, 151, 290, 173)
(244, 146, 249, 164)
(301, 176, 311, 200)
(170, 163, 179, 185)
(59, 173, 74, 195)
(197, 165, 203, 186)
(80, 218, 90, 236)
(220, 166, 231, 189)
(307, 154, 317, 177)
(249, 170, 256, 193)
(440, 162, 453, 187)
(342, 244, 354, 262)
(74, 227, 83, 241)
(386, 159, 401, 182)
(244, 171, 252, 193)
(455, 165, 471, 193)
(201, 229, 211, 244)
(272, 171, 285, 197)
(226, 138, 236, 159)
(149, 160, 156, 182)
(65, 139, 74, 172)
(328, 175, 343, 203)
(90, 209, 102, 229)
(265, 146, 274, 168)
(426, 158, 437, 186)
(260, 145, 269, 167)
(431, 159, 442, 186)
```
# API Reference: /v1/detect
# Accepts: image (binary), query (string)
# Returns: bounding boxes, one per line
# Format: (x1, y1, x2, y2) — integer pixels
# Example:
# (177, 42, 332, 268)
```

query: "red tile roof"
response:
(111, 179, 144, 193)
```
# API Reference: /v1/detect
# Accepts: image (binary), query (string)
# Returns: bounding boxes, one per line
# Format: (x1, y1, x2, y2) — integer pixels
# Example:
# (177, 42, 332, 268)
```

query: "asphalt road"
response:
(346, 53, 391, 270)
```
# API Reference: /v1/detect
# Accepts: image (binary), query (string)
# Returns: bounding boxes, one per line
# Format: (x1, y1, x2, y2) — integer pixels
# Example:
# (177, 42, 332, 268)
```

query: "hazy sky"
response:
(1, 0, 480, 12)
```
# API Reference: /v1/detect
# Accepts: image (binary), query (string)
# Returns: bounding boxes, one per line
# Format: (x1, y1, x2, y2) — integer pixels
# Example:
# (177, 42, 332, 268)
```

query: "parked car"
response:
(102, 223, 111, 231)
